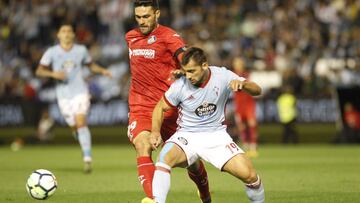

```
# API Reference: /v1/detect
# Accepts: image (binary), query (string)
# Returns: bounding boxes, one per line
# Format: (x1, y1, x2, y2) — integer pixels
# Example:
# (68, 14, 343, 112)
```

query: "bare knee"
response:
(242, 169, 258, 184)
(133, 134, 152, 156)
(158, 143, 187, 168)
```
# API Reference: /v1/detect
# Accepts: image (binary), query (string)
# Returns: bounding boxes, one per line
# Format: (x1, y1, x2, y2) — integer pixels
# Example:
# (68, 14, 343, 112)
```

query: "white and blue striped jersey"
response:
(165, 66, 245, 132)
(40, 44, 92, 99)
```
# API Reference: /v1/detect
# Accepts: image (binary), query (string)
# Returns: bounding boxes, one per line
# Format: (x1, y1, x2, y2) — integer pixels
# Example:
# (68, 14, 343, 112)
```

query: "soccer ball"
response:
(26, 169, 57, 200)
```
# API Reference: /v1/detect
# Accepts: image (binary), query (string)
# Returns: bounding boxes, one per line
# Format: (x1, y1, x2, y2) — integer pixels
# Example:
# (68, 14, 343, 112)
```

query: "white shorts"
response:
(166, 129, 244, 170)
(58, 94, 90, 126)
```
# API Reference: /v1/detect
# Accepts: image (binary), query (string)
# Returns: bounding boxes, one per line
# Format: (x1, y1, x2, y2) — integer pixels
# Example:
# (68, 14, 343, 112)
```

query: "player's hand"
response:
(229, 80, 245, 91)
(149, 132, 163, 150)
(102, 69, 112, 78)
(168, 69, 185, 81)
(52, 71, 66, 81)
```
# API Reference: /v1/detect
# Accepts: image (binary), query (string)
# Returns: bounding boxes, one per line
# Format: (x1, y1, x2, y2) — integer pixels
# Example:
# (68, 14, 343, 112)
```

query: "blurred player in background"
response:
(232, 56, 259, 157)
(36, 24, 112, 173)
(147, 47, 264, 203)
(343, 102, 360, 142)
(125, 0, 210, 202)
(277, 86, 299, 144)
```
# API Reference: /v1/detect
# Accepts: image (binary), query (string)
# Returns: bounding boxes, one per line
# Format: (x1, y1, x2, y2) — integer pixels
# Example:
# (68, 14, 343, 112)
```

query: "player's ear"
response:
(201, 62, 209, 70)
(155, 9, 160, 20)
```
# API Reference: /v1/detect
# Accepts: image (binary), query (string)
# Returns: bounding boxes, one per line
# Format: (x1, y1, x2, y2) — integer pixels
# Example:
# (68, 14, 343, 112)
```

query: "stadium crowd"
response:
(0, 0, 360, 102)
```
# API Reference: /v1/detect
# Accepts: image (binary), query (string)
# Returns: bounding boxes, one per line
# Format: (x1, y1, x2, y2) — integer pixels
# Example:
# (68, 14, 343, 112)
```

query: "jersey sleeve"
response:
(164, 78, 184, 107)
(39, 48, 53, 66)
(82, 46, 92, 65)
(222, 67, 246, 89)
(165, 32, 186, 57)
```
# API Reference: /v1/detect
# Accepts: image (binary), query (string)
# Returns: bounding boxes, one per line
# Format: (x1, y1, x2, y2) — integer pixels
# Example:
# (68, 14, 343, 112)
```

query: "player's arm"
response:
(229, 80, 262, 96)
(88, 63, 112, 78)
(150, 97, 173, 149)
(36, 65, 66, 81)
(170, 46, 187, 80)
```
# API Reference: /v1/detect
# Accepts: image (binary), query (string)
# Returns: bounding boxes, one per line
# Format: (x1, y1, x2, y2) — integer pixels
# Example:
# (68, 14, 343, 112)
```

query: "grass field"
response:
(1, 144, 359, 203)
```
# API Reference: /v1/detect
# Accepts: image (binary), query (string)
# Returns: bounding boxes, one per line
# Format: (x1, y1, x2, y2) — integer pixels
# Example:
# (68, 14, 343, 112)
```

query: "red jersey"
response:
(344, 110, 360, 129)
(126, 25, 185, 115)
(233, 71, 256, 117)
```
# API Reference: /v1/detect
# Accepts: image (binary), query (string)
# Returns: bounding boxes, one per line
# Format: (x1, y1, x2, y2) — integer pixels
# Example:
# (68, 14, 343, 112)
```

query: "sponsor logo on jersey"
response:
(177, 137, 188, 145)
(129, 48, 155, 59)
(147, 35, 156, 44)
(195, 102, 217, 117)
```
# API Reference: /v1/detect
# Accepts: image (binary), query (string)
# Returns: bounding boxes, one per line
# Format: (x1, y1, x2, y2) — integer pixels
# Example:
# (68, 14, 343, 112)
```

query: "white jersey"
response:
(165, 66, 245, 132)
(40, 44, 92, 99)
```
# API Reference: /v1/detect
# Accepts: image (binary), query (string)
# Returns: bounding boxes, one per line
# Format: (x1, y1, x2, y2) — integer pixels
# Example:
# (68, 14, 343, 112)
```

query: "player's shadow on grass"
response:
(53, 166, 84, 173)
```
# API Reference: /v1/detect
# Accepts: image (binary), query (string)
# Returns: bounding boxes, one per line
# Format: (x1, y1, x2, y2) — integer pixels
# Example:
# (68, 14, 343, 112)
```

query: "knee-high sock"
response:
(153, 162, 171, 203)
(187, 161, 210, 201)
(249, 126, 258, 146)
(245, 175, 265, 203)
(77, 126, 92, 162)
(137, 156, 155, 198)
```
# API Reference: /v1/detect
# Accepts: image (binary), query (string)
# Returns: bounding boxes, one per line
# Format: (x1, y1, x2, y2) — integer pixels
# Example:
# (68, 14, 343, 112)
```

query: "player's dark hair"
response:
(134, 0, 159, 10)
(181, 47, 207, 66)
(57, 23, 75, 31)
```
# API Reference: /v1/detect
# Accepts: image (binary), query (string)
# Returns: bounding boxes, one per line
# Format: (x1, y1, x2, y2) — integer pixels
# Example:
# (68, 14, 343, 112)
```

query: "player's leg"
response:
(162, 110, 211, 203)
(247, 116, 258, 157)
(187, 160, 211, 203)
(235, 113, 249, 150)
(74, 113, 92, 169)
(58, 96, 92, 173)
(128, 117, 155, 198)
(222, 154, 264, 203)
(72, 95, 92, 172)
(132, 130, 155, 198)
(152, 142, 188, 203)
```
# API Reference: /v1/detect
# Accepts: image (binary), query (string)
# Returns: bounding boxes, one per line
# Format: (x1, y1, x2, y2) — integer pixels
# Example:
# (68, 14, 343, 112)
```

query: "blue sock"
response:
(77, 126, 92, 162)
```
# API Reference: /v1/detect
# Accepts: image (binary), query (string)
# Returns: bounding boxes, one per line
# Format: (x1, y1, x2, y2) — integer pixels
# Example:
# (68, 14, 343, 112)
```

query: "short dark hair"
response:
(181, 47, 207, 66)
(134, 0, 159, 10)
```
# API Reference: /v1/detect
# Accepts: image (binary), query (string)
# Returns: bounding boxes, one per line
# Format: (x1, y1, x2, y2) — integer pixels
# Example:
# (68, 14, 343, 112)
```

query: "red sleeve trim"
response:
(163, 95, 176, 108)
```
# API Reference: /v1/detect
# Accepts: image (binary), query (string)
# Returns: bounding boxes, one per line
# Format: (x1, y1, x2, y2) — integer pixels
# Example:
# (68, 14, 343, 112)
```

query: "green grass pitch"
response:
(0, 144, 359, 203)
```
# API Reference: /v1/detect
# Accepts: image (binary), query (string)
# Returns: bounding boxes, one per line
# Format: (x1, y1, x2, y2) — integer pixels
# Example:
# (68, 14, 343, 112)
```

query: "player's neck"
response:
(197, 69, 211, 88)
(60, 42, 74, 51)
(146, 24, 159, 35)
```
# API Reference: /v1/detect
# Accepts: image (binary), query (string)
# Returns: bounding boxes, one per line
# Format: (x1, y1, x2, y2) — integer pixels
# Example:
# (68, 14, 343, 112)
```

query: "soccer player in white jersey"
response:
(35, 24, 112, 173)
(145, 47, 264, 203)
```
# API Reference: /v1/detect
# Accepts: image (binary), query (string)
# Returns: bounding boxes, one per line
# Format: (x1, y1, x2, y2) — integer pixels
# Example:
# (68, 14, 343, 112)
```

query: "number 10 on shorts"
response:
(226, 142, 240, 154)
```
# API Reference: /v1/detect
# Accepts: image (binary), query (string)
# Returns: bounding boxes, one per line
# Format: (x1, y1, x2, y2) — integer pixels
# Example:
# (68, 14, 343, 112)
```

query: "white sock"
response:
(77, 126, 92, 162)
(153, 162, 172, 203)
(245, 176, 265, 203)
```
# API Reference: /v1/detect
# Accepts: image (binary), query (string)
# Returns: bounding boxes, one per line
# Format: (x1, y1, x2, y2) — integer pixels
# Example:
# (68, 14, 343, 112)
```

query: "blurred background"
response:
(1, 0, 360, 145)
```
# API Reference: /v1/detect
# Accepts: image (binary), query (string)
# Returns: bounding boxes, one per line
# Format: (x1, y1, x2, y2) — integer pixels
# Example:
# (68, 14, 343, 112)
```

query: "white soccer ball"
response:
(26, 169, 58, 200)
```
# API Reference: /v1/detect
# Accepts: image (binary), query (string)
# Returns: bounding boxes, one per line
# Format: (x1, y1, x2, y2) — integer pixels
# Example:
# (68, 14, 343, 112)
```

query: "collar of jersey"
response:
(198, 69, 211, 88)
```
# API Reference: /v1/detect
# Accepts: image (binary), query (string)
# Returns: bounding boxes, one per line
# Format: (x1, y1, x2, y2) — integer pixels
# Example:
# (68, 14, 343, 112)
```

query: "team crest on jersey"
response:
(195, 102, 217, 117)
(62, 60, 75, 73)
(147, 35, 156, 44)
(178, 137, 188, 145)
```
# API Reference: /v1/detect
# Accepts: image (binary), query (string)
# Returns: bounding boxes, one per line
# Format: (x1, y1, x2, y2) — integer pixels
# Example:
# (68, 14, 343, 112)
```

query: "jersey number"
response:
(226, 142, 239, 154)
(127, 121, 137, 141)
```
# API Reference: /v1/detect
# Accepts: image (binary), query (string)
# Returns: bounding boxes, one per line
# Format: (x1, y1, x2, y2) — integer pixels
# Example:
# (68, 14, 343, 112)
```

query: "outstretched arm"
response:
(88, 62, 112, 78)
(150, 97, 173, 149)
(229, 80, 262, 96)
(36, 65, 66, 81)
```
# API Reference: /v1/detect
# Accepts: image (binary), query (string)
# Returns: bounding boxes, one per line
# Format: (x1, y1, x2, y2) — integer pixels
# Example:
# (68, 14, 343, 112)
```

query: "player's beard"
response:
(193, 70, 209, 87)
(140, 23, 157, 35)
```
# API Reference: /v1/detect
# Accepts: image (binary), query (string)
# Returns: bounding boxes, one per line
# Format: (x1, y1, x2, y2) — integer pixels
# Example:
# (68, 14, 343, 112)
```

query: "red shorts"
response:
(127, 108, 178, 143)
(235, 108, 256, 122)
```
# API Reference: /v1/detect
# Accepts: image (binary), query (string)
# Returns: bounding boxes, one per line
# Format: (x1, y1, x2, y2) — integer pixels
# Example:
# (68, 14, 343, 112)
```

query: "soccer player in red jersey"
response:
(232, 56, 259, 157)
(125, 1, 211, 202)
